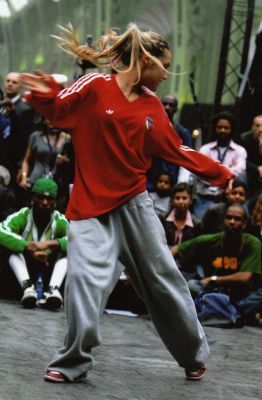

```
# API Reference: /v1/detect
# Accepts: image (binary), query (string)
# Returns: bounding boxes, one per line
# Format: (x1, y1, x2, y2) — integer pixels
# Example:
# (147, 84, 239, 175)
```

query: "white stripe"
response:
(58, 73, 99, 98)
(59, 73, 111, 99)
(58, 73, 100, 98)
(58, 73, 111, 99)
(0, 208, 29, 241)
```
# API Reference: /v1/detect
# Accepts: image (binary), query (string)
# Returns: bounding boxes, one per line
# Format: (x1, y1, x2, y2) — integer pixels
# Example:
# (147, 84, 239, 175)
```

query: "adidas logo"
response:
(106, 109, 114, 115)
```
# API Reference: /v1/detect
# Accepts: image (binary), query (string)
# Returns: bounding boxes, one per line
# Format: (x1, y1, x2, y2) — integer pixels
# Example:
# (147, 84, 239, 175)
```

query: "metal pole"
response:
(213, 0, 233, 114)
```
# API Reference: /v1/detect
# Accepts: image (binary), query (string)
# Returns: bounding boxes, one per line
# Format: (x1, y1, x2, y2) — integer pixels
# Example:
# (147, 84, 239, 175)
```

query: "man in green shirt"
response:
(172, 204, 261, 301)
(0, 178, 68, 309)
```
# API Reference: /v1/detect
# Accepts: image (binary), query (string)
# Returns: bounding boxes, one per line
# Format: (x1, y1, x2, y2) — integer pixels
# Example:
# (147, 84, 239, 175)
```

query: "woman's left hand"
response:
(20, 70, 54, 94)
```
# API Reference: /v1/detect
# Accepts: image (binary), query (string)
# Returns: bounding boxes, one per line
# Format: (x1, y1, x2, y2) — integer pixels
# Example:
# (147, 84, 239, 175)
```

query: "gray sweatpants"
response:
(47, 191, 209, 381)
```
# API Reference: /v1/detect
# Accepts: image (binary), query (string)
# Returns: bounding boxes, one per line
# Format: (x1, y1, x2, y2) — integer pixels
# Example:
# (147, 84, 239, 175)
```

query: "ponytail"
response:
(53, 23, 170, 81)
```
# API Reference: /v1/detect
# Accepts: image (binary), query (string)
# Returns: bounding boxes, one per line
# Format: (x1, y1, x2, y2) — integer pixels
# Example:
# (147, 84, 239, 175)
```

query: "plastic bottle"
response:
(35, 273, 44, 302)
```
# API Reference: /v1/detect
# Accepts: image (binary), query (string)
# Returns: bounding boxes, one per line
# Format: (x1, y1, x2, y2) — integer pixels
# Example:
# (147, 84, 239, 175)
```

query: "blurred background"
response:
(1, 0, 262, 135)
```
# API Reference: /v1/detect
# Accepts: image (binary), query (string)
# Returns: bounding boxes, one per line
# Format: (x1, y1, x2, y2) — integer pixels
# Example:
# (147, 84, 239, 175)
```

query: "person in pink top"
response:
(20, 23, 233, 384)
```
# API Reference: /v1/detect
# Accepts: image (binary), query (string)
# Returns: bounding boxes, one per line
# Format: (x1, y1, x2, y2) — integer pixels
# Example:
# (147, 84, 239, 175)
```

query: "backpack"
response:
(194, 289, 241, 328)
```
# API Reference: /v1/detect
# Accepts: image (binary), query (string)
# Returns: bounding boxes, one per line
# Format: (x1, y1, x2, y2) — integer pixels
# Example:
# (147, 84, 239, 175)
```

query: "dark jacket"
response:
(160, 212, 202, 246)
(0, 183, 16, 222)
(240, 130, 262, 173)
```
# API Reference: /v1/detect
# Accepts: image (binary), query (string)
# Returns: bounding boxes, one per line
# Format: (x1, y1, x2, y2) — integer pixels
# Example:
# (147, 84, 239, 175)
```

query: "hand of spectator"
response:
(201, 277, 211, 286)
(257, 166, 262, 178)
(26, 241, 50, 252)
(56, 154, 69, 165)
(20, 70, 53, 94)
(18, 176, 30, 190)
(26, 241, 39, 253)
(170, 245, 179, 256)
(31, 250, 49, 266)
(25, 243, 49, 265)
(2, 98, 15, 113)
(26, 240, 54, 252)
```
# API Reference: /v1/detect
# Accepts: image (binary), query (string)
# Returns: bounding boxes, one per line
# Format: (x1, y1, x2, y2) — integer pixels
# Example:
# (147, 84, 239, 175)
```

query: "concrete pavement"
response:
(0, 299, 261, 400)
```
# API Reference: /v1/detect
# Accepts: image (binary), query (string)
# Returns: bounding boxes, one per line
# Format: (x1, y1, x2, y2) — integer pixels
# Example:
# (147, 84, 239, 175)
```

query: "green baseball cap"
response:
(32, 178, 58, 199)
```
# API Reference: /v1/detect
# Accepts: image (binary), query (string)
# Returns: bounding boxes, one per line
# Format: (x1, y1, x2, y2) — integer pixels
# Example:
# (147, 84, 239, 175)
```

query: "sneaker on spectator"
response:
(185, 365, 206, 381)
(44, 371, 66, 383)
(21, 286, 37, 308)
(43, 286, 63, 310)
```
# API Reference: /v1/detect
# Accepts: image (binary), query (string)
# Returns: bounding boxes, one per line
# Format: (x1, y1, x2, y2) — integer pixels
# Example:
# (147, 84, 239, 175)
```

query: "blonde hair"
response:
(53, 23, 170, 82)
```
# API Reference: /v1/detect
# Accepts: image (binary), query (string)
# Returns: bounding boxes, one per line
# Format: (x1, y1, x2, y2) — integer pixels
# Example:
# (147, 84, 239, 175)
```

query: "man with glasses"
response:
(172, 203, 261, 302)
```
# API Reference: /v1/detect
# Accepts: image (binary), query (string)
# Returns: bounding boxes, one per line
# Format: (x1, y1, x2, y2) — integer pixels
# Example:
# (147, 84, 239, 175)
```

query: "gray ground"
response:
(0, 299, 261, 400)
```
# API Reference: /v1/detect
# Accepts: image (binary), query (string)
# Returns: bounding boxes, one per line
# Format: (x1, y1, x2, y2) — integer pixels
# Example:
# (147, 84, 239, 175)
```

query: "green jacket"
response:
(0, 207, 68, 253)
(177, 232, 261, 276)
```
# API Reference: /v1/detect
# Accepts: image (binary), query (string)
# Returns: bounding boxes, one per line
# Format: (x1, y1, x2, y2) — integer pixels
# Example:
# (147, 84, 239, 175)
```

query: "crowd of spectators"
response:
(0, 72, 72, 309)
(148, 102, 262, 326)
(0, 71, 261, 326)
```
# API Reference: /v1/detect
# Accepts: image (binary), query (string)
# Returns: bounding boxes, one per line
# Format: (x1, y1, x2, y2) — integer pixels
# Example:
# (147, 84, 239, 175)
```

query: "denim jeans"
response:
(237, 288, 262, 315)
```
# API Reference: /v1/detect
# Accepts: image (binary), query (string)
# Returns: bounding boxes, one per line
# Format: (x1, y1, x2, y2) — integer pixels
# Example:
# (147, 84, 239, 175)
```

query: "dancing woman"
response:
(20, 23, 233, 383)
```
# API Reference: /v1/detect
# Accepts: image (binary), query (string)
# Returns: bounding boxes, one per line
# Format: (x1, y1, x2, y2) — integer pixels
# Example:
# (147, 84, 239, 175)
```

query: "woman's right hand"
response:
(19, 70, 54, 94)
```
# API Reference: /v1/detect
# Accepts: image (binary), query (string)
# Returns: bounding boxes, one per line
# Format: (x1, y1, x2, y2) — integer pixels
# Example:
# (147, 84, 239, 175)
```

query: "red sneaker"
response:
(44, 371, 66, 383)
(185, 365, 206, 381)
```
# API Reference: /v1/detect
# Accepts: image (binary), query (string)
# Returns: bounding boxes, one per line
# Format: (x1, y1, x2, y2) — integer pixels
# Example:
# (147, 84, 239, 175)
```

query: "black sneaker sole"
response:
(21, 296, 37, 309)
(45, 297, 62, 310)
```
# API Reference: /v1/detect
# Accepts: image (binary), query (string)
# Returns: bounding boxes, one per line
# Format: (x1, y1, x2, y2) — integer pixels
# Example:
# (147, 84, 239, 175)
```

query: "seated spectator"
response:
(160, 182, 201, 280)
(160, 182, 201, 246)
(146, 94, 192, 191)
(193, 112, 247, 219)
(251, 193, 262, 238)
(172, 203, 261, 303)
(240, 114, 262, 199)
(149, 171, 173, 216)
(0, 178, 68, 309)
(201, 179, 260, 238)
(0, 165, 16, 221)
(18, 118, 68, 191)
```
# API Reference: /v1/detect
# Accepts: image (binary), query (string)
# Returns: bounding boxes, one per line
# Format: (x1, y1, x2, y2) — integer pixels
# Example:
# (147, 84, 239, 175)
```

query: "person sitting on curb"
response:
(0, 178, 68, 309)
(171, 203, 261, 303)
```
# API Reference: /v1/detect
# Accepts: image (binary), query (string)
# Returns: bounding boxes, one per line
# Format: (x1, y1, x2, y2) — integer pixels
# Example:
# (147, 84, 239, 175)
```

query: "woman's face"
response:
(172, 190, 192, 212)
(140, 49, 172, 92)
(227, 186, 246, 205)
